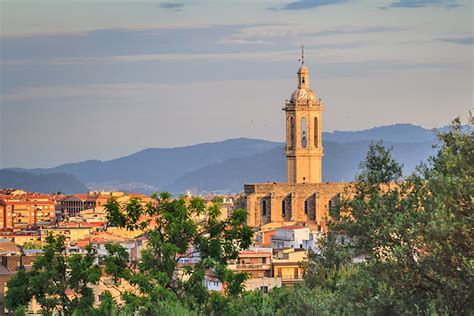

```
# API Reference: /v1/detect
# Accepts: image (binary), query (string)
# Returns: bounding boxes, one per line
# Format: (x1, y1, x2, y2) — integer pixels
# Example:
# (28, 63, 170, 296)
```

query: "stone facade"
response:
(240, 182, 347, 227)
(238, 48, 350, 228)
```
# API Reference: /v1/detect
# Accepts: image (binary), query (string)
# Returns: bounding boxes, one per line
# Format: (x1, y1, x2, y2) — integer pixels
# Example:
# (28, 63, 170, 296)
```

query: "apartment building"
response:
(270, 225, 321, 252)
(272, 248, 307, 286)
(0, 194, 56, 229)
(228, 248, 282, 292)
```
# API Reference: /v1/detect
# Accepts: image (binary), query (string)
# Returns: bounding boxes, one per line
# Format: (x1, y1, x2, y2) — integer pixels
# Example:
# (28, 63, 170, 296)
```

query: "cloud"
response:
(311, 26, 405, 36)
(0, 51, 294, 67)
(159, 2, 184, 11)
(218, 25, 404, 47)
(217, 38, 272, 45)
(436, 36, 473, 45)
(1, 24, 277, 61)
(384, 0, 460, 9)
(272, 0, 349, 10)
(3, 58, 469, 101)
(4, 23, 387, 67)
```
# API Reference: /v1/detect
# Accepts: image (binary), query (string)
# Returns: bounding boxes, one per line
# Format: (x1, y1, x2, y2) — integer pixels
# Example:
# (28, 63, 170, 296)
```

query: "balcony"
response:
(271, 235, 294, 242)
(228, 263, 271, 270)
(281, 277, 304, 285)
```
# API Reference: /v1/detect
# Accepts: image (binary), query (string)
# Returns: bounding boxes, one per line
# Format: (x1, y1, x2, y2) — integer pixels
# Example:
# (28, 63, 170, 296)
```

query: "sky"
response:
(1, 0, 472, 168)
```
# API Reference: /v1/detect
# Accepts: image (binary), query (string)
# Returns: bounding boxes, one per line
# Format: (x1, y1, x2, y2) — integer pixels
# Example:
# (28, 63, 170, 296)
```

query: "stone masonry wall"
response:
(242, 182, 351, 227)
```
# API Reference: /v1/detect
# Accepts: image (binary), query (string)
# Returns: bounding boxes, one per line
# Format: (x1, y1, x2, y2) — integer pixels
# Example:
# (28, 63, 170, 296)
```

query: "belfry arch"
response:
(284, 46, 324, 184)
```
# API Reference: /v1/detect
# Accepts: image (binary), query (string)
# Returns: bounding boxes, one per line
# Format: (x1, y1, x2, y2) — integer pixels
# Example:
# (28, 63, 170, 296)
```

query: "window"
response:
(281, 200, 286, 215)
(304, 200, 308, 214)
(301, 117, 307, 148)
(262, 200, 267, 216)
(301, 76, 305, 84)
(261, 286, 269, 293)
(290, 117, 295, 148)
(314, 117, 318, 148)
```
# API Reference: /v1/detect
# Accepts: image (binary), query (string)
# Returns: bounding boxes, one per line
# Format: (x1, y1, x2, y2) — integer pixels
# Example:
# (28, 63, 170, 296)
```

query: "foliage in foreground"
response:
(306, 116, 473, 315)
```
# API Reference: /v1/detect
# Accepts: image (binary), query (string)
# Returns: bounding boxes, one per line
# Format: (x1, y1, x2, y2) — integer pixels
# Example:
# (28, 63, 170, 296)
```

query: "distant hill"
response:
(3, 124, 446, 194)
(323, 124, 438, 143)
(167, 140, 437, 193)
(7, 138, 280, 192)
(0, 170, 88, 194)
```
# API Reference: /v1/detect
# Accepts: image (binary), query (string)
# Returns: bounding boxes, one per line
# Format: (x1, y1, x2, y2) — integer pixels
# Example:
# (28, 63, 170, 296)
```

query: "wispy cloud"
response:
(218, 25, 405, 46)
(0, 51, 293, 67)
(159, 2, 185, 11)
(3, 59, 468, 101)
(0, 41, 373, 67)
(1, 24, 276, 61)
(384, 0, 460, 9)
(4, 23, 393, 66)
(271, 0, 349, 10)
(311, 26, 406, 36)
(436, 36, 473, 45)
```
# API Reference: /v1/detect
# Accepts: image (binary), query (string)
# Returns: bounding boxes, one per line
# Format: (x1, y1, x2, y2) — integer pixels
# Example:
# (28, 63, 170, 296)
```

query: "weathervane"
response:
(298, 44, 305, 65)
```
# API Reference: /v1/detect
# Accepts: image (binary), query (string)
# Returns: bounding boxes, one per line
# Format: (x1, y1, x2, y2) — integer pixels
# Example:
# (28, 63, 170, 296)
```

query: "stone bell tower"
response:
(284, 46, 324, 184)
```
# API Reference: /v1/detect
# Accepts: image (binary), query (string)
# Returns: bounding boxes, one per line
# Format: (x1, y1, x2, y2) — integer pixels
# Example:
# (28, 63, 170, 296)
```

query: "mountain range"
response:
(3, 123, 447, 195)
(0, 170, 88, 194)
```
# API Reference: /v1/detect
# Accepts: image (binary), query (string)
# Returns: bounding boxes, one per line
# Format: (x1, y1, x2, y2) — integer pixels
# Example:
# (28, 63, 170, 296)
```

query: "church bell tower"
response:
(284, 46, 324, 183)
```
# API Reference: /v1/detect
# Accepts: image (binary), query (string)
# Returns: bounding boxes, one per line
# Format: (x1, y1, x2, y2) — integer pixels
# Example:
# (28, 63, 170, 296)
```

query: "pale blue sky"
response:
(1, 0, 472, 168)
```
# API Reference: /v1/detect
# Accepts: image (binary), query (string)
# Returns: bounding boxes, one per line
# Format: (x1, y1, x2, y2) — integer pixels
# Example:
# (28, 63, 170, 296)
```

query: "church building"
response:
(236, 48, 347, 229)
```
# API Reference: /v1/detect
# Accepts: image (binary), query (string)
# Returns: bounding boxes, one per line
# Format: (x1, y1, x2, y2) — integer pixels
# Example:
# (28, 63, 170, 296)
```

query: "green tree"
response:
(4, 234, 102, 315)
(21, 241, 43, 250)
(104, 193, 254, 314)
(325, 117, 473, 314)
(303, 232, 351, 290)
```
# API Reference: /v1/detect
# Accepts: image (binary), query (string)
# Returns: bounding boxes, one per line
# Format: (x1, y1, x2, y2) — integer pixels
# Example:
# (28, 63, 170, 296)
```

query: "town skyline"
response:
(1, 0, 472, 168)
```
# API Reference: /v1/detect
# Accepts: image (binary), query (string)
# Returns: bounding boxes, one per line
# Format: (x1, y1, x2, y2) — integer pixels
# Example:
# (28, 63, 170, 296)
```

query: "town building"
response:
(75, 231, 139, 264)
(61, 191, 152, 216)
(41, 226, 97, 244)
(272, 248, 307, 286)
(236, 47, 348, 228)
(228, 248, 283, 292)
(61, 194, 98, 216)
(0, 241, 41, 313)
(0, 231, 41, 246)
(228, 248, 273, 279)
(270, 225, 320, 251)
(0, 193, 56, 229)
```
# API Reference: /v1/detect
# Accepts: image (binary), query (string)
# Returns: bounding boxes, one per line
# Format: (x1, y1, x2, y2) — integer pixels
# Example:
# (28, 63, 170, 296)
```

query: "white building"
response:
(203, 276, 223, 292)
(270, 225, 320, 252)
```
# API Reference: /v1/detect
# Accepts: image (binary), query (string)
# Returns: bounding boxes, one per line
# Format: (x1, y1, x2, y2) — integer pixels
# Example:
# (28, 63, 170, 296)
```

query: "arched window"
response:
(301, 76, 305, 84)
(282, 200, 286, 215)
(314, 117, 318, 148)
(262, 200, 267, 216)
(290, 117, 295, 149)
(304, 200, 308, 214)
(301, 117, 307, 148)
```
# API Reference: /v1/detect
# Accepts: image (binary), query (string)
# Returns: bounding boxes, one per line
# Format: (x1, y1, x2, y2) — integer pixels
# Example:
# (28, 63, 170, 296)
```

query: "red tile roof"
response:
(239, 251, 272, 256)
(277, 225, 307, 230)
(58, 222, 105, 228)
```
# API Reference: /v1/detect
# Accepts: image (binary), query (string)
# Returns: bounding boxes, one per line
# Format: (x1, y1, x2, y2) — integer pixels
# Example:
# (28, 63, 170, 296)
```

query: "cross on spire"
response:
(299, 44, 305, 65)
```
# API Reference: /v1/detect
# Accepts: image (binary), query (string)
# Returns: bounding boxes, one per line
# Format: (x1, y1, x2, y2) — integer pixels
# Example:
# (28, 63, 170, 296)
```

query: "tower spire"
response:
(285, 46, 323, 184)
(300, 44, 304, 65)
